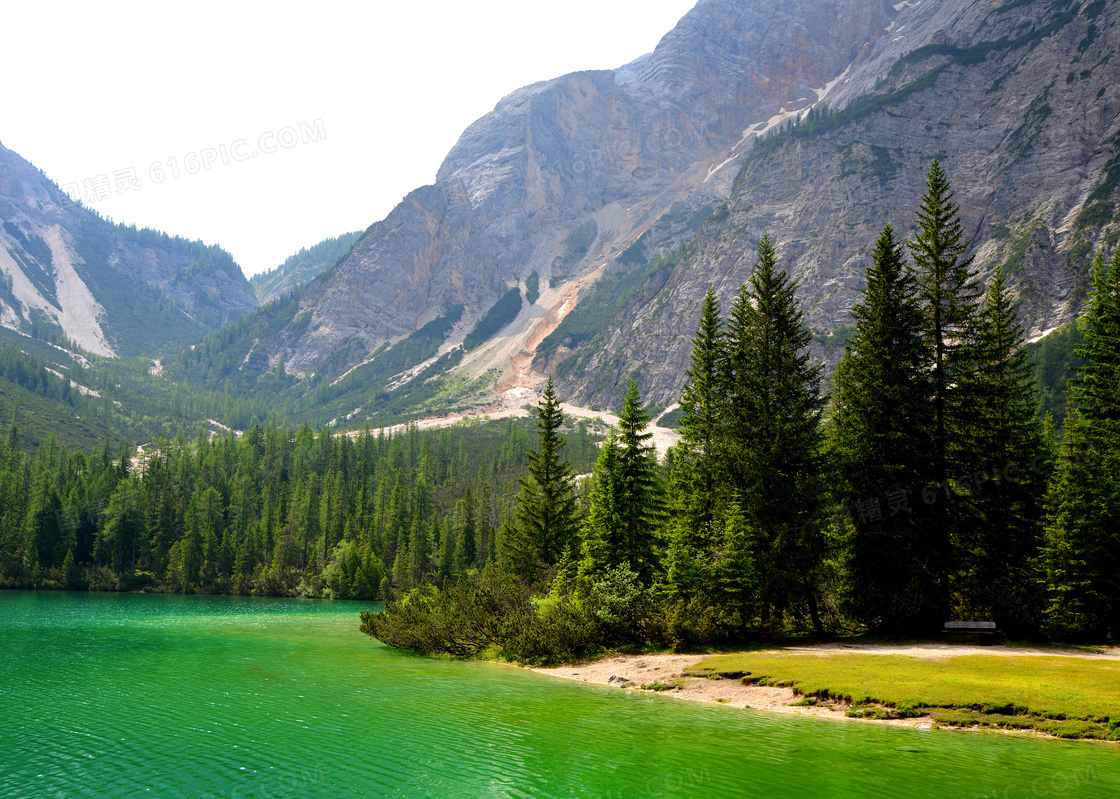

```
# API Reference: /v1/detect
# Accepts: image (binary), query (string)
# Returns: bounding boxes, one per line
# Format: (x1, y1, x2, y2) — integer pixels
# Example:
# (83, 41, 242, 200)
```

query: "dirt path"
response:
(778, 642, 1120, 660)
(530, 643, 1120, 730)
(531, 652, 923, 727)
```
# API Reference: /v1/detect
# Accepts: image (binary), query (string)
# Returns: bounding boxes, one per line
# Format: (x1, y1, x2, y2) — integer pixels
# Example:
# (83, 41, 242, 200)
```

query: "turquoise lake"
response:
(0, 591, 1115, 798)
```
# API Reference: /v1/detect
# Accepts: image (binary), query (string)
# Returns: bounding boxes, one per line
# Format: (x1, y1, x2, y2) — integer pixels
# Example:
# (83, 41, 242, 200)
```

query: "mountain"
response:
(222, 1, 894, 379)
(559, 0, 1120, 409)
(208, 0, 1120, 423)
(249, 230, 364, 304)
(0, 142, 258, 357)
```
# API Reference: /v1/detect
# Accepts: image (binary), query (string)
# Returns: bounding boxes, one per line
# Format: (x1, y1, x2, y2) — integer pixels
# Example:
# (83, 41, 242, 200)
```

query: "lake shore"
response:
(529, 642, 1120, 740)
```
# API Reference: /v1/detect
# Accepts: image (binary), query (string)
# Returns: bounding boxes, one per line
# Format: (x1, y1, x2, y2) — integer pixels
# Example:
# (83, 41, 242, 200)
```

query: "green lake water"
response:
(0, 591, 1116, 798)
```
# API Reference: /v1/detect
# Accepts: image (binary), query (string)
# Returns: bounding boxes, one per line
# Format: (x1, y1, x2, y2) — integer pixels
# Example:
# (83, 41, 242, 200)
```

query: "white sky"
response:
(0, 0, 698, 277)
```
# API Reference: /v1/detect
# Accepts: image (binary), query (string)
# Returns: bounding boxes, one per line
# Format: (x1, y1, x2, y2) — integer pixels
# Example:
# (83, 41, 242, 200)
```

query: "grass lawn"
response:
(686, 651, 1120, 740)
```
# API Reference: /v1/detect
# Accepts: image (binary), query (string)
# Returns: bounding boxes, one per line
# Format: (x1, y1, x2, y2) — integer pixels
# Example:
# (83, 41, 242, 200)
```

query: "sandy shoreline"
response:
(529, 643, 1120, 733)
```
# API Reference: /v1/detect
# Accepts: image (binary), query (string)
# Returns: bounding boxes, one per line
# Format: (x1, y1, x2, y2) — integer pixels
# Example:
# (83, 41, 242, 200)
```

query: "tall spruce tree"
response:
(677, 286, 725, 542)
(1043, 249, 1120, 637)
(909, 159, 982, 620)
(832, 224, 935, 630)
(578, 382, 663, 586)
(957, 265, 1049, 632)
(578, 431, 623, 580)
(454, 488, 476, 573)
(615, 380, 664, 585)
(508, 377, 580, 582)
(726, 234, 826, 631)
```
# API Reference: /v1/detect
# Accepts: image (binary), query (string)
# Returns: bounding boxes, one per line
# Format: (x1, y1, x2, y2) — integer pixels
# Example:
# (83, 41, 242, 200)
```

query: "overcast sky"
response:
(0, 1, 697, 276)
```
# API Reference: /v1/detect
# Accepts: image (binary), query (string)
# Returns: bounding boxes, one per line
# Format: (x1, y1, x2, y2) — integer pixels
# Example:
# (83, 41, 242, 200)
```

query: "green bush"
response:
(361, 563, 666, 664)
(585, 565, 661, 646)
(665, 597, 722, 651)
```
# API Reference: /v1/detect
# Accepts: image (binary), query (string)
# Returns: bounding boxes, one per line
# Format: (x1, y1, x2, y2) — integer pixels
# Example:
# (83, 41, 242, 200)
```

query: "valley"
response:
(2, 2, 1120, 796)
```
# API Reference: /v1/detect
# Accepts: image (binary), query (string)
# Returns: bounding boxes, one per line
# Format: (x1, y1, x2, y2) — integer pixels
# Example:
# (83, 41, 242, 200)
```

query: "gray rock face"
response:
(260, 0, 1119, 418)
(268, 0, 895, 376)
(559, 0, 1120, 409)
(0, 142, 257, 355)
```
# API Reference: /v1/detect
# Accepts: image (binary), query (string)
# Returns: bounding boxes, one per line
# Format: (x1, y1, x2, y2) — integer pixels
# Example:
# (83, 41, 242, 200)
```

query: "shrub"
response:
(665, 597, 722, 651)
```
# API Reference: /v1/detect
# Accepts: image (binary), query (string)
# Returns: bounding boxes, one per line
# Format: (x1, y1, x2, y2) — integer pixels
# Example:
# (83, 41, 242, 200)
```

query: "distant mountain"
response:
(226, 0, 894, 378)
(191, 0, 1120, 425)
(250, 230, 364, 304)
(0, 141, 258, 357)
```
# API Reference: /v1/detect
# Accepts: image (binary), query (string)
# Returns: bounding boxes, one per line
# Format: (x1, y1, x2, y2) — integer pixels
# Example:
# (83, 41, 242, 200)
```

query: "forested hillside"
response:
(363, 165, 1120, 661)
(250, 230, 364, 305)
(0, 413, 603, 599)
(1, 141, 257, 357)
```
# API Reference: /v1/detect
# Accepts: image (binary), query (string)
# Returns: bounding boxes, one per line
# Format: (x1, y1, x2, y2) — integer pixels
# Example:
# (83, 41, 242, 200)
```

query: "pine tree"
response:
(957, 265, 1048, 632)
(438, 515, 455, 583)
(726, 234, 826, 631)
(578, 432, 623, 581)
(664, 461, 707, 602)
(678, 287, 724, 541)
(717, 501, 756, 636)
(408, 515, 429, 588)
(454, 488, 476, 573)
(22, 471, 62, 573)
(508, 377, 580, 581)
(1043, 249, 1120, 637)
(615, 380, 664, 585)
(62, 547, 80, 590)
(832, 224, 935, 630)
(909, 159, 982, 618)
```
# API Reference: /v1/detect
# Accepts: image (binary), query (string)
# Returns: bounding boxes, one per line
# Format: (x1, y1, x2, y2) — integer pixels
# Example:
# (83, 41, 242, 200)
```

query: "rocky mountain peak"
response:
(232, 0, 1119, 425)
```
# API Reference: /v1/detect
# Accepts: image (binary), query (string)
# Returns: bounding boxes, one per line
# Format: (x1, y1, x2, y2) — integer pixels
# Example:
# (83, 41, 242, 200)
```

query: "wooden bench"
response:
(943, 621, 998, 644)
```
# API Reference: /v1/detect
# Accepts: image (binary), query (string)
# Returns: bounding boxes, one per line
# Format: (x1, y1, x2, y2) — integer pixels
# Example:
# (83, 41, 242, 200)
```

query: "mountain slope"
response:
(249, 230, 364, 304)
(0, 142, 258, 357)
(559, 0, 1120, 408)
(202, 0, 1119, 425)
(251, 0, 895, 383)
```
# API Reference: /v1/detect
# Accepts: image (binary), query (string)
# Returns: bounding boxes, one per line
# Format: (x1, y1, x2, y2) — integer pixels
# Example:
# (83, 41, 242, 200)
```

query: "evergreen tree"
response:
(408, 515, 429, 588)
(663, 461, 707, 602)
(62, 547, 80, 590)
(957, 265, 1048, 632)
(909, 159, 982, 617)
(476, 482, 493, 563)
(508, 377, 580, 581)
(677, 287, 724, 541)
(716, 501, 756, 636)
(614, 380, 664, 585)
(1043, 249, 1120, 637)
(832, 224, 935, 630)
(98, 478, 148, 577)
(726, 234, 826, 631)
(454, 488, 476, 573)
(22, 472, 63, 573)
(578, 432, 623, 581)
(438, 515, 455, 583)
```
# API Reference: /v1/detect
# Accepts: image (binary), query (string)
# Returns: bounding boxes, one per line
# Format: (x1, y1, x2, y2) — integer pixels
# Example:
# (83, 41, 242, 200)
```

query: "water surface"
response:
(0, 591, 1115, 798)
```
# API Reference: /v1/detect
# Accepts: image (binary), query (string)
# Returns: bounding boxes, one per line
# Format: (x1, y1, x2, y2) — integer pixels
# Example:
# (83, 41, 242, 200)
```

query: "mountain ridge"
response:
(0, 142, 258, 357)
(250, 230, 364, 305)
(557, 0, 1120, 409)
(246, 0, 896, 382)
(179, 0, 1120, 424)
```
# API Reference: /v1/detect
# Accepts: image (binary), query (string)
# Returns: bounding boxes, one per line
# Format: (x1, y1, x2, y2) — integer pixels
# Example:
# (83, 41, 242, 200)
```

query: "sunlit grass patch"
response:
(686, 651, 1120, 740)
